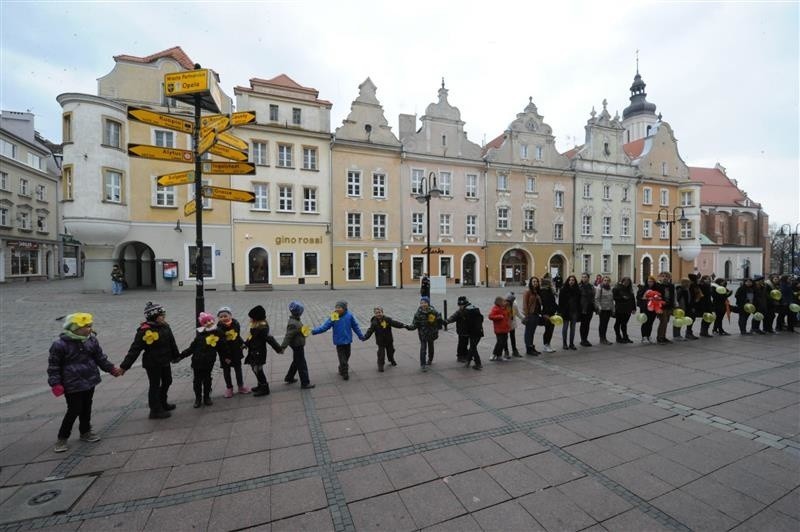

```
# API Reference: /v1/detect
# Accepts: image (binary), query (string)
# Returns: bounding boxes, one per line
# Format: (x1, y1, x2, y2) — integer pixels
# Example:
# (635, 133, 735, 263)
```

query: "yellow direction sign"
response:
(198, 130, 216, 155)
(217, 131, 248, 151)
(184, 199, 197, 216)
(158, 170, 195, 187)
(230, 111, 256, 126)
(209, 143, 248, 162)
(164, 69, 210, 97)
(201, 186, 256, 203)
(128, 106, 193, 133)
(201, 115, 230, 133)
(128, 143, 194, 163)
(202, 162, 256, 175)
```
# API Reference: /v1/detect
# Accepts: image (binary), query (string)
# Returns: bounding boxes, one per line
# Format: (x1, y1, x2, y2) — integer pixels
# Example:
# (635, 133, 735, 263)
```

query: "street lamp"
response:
(655, 206, 688, 273)
(777, 223, 800, 275)
(416, 172, 442, 278)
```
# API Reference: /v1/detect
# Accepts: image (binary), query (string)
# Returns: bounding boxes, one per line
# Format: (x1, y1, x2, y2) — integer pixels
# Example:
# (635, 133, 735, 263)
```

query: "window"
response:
(439, 214, 451, 236)
(583, 183, 592, 198)
(347, 212, 361, 238)
(441, 134, 447, 146)
(279, 252, 294, 277)
(63, 166, 73, 200)
(526, 176, 536, 193)
(347, 252, 362, 281)
(466, 174, 478, 198)
(643, 187, 652, 205)
(643, 219, 652, 238)
(104, 170, 122, 203)
(412, 213, 424, 235)
(154, 130, 175, 148)
(63, 113, 72, 143)
(252, 141, 268, 165)
(19, 178, 30, 196)
(659, 256, 668, 273)
(603, 184, 611, 200)
(680, 220, 693, 239)
(581, 215, 592, 235)
(660, 189, 669, 206)
(153, 178, 175, 207)
(659, 222, 668, 240)
(0, 206, 8, 226)
(553, 223, 564, 240)
(411, 169, 424, 195)
(466, 214, 477, 236)
(412, 256, 425, 279)
(582, 254, 592, 275)
(681, 191, 693, 207)
(17, 211, 31, 230)
(373, 213, 387, 239)
(269, 104, 279, 121)
(554, 190, 564, 208)
(621, 216, 630, 236)
(277, 144, 292, 167)
(602, 216, 611, 236)
(187, 245, 214, 279)
(0, 139, 16, 158)
(253, 183, 269, 210)
(438, 172, 451, 196)
(661, 162, 668, 176)
(304, 252, 319, 276)
(190, 179, 212, 209)
(278, 185, 293, 211)
(35, 184, 46, 201)
(302, 147, 317, 170)
(535, 145, 543, 160)
(497, 174, 508, 191)
(497, 207, 509, 230)
(372, 173, 386, 198)
(103, 119, 122, 148)
(303, 187, 317, 212)
(602, 254, 611, 274)
(0, 171, 7, 190)
(521, 144, 528, 159)
(292, 108, 301, 125)
(37, 215, 47, 232)
(11, 248, 38, 275)
(27, 153, 43, 170)
(622, 186, 630, 202)
(347, 170, 361, 197)
(440, 256, 452, 278)
(524, 209, 535, 231)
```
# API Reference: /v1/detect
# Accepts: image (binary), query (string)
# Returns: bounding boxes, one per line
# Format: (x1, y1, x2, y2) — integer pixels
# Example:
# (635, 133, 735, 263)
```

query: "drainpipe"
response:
(329, 134, 335, 290)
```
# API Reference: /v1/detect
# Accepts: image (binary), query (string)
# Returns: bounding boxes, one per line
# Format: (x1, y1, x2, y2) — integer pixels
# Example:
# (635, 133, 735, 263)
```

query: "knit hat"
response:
(505, 292, 516, 302)
(457, 296, 469, 306)
(63, 312, 93, 331)
(198, 312, 215, 326)
(248, 305, 266, 321)
(217, 306, 233, 317)
(335, 300, 348, 311)
(420, 296, 430, 304)
(289, 301, 304, 316)
(144, 301, 165, 320)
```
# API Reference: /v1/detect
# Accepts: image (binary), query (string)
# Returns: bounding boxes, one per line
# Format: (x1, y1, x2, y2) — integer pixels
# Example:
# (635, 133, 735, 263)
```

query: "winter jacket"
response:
(178, 328, 220, 370)
(523, 289, 541, 318)
(244, 321, 282, 366)
(752, 283, 769, 312)
(508, 301, 522, 329)
(655, 282, 675, 310)
(363, 315, 405, 347)
(47, 333, 115, 393)
(697, 283, 714, 313)
(217, 319, 245, 365)
(594, 285, 614, 312)
(408, 306, 444, 341)
(488, 304, 512, 334)
(281, 316, 307, 349)
(447, 305, 484, 338)
(612, 284, 636, 315)
(712, 285, 732, 313)
(578, 282, 595, 315)
(735, 285, 755, 311)
(674, 285, 691, 313)
(121, 321, 180, 370)
(540, 287, 558, 317)
(558, 284, 581, 319)
(312, 310, 365, 345)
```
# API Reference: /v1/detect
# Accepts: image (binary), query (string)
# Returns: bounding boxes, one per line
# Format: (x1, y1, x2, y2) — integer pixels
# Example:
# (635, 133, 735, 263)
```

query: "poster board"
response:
(430, 275, 447, 295)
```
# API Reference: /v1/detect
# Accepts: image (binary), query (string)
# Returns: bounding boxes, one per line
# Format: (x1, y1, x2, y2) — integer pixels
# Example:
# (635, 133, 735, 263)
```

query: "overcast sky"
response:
(2, 1, 798, 227)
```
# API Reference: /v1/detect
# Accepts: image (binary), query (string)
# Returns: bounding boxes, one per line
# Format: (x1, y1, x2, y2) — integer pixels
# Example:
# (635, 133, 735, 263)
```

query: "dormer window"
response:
(603, 142, 610, 156)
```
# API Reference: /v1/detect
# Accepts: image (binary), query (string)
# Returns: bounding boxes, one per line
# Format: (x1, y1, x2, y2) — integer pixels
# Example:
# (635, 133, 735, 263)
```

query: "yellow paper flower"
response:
(143, 330, 160, 345)
(301, 325, 311, 337)
(331, 312, 340, 321)
(206, 334, 219, 347)
(380, 320, 388, 329)
(427, 313, 436, 324)
(66, 313, 93, 329)
(225, 329, 238, 341)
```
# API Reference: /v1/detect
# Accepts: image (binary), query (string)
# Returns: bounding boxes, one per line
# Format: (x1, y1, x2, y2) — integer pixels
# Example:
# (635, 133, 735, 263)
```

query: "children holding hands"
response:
(176, 312, 220, 408)
(312, 300, 365, 381)
(244, 305, 283, 397)
(407, 296, 445, 371)
(281, 301, 315, 389)
(363, 306, 406, 372)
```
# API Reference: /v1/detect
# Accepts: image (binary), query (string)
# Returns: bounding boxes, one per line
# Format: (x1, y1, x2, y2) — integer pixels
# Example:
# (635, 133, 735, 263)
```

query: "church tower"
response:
(621, 62, 659, 143)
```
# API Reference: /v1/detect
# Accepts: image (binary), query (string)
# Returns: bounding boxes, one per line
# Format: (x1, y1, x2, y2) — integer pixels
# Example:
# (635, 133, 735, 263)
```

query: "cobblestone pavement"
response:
(1, 280, 798, 531)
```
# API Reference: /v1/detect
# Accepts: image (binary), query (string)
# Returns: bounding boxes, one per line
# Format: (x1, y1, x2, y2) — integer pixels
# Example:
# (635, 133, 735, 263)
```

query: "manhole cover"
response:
(0, 477, 94, 525)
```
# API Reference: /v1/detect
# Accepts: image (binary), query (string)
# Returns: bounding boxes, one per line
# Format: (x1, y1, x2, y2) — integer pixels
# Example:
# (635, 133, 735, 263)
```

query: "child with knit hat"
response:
(363, 306, 406, 372)
(244, 305, 283, 397)
(48, 313, 122, 453)
(280, 301, 314, 388)
(406, 296, 445, 371)
(175, 312, 220, 408)
(312, 300, 365, 381)
(216, 306, 250, 398)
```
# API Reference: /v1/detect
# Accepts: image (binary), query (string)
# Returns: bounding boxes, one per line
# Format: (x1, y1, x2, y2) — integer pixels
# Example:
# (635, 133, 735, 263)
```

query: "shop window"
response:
(347, 252, 362, 281)
(279, 252, 294, 277)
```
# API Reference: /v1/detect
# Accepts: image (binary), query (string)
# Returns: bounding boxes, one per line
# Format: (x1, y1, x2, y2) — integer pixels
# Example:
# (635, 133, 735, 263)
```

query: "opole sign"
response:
(164, 70, 210, 97)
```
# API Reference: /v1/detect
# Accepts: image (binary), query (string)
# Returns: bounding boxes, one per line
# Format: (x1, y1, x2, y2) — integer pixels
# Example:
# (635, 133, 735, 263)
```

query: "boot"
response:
(253, 384, 270, 397)
(149, 410, 171, 419)
(162, 402, 176, 411)
(193, 396, 202, 408)
(378, 365, 385, 372)
(203, 395, 214, 406)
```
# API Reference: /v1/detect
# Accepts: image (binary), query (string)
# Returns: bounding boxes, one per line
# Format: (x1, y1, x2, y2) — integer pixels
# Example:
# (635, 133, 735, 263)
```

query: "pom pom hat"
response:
(198, 312, 215, 327)
(144, 301, 165, 320)
(248, 305, 266, 321)
(289, 301, 304, 316)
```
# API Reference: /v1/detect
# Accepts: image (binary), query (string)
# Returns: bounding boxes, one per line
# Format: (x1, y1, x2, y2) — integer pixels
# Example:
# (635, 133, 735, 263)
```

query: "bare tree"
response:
(770, 223, 795, 274)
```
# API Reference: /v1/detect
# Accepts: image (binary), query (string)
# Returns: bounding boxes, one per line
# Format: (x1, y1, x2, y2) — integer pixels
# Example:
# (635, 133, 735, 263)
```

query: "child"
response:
(488, 296, 512, 361)
(216, 306, 250, 397)
(363, 306, 405, 372)
(446, 296, 484, 370)
(120, 301, 180, 419)
(48, 313, 121, 453)
(281, 301, 314, 389)
(244, 305, 283, 397)
(505, 292, 523, 357)
(177, 312, 220, 408)
(312, 300, 365, 381)
(407, 296, 444, 371)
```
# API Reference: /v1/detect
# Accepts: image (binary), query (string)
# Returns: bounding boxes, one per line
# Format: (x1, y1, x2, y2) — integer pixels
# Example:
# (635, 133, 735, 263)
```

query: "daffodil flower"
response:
(143, 330, 160, 345)
(225, 330, 238, 341)
(301, 325, 311, 337)
(331, 312, 339, 321)
(206, 334, 219, 347)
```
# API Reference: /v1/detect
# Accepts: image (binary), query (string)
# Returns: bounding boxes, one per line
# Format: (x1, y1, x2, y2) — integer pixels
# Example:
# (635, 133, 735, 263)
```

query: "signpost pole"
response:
(193, 89, 205, 321)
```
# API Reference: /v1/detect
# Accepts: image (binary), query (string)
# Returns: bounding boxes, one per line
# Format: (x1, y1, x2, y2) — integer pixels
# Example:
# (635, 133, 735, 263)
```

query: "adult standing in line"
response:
(594, 275, 614, 345)
(578, 273, 596, 347)
(539, 278, 558, 353)
(654, 272, 676, 345)
(637, 276, 658, 343)
(559, 275, 580, 350)
(522, 277, 542, 355)
(612, 277, 636, 343)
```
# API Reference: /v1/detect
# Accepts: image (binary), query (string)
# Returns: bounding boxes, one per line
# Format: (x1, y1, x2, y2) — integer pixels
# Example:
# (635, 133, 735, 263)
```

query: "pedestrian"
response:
(712, 278, 732, 335)
(488, 296, 512, 361)
(637, 276, 658, 343)
(735, 278, 756, 335)
(578, 273, 595, 347)
(216, 306, 250, 397)
(751, 276, 768, 335)
(120, 301, 180, 419)
(110, 265, 124, 295)
(612, 277, 636, 343)
(244, 305, 283, 397)
(594, 274, 603, 287)
(672, 278, 692, 341)
(446, 295, 484, 369)
(281, 301, 315, 389)
(312, 300, 365, 380)
(48, 313, 122, 453)
(697, 275, 715, 337)
(654, 272, 676, 345)
(407, 296, 444, 371)
(505, 292, 523, 357)
(594, 275, 614, 345)
(363, 306, 405, 372)
(764, 275, 781, 334)
(176, 312, 219, 408)
(539, 278, 558, 353)
(522, 277, 542, 355)
(559, 275, 580, 350)
(553, 272, 563, 294)
(420, 273, 431, 298)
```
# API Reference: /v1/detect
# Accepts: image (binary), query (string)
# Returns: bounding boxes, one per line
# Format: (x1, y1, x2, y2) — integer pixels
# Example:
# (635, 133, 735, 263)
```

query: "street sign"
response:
(198, 130, 216, 155)
(217, 131, 249, 151)
(128, 143, 194, 163)
(202, 162, 256, 175)
(158, 170, 195, 187)
(184, 199, 197, 216)
(165, 69, 210, 97)
(231, 111, 256, 126)
(127, 106, 193, 133)
(201, 186, 256, 203)
(201, 115, 230, 133)
(209, 143, 248, 162)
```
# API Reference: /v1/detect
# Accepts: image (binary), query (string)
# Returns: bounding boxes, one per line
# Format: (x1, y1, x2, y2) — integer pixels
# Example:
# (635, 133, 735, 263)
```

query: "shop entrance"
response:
(248, 248, 269, 284)
(462, 253, 477, 286)
(377, 253, 393, 287)
(117, 242, 156, 289)
(501, 249, 528, 286)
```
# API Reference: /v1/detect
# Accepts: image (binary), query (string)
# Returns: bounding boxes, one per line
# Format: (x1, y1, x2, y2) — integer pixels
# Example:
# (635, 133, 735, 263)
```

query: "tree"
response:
(769, 224, 795, 274)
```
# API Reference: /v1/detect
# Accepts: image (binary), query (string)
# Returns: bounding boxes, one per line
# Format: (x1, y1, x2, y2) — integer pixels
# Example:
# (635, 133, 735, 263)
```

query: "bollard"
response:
(443, 299, 448, 330)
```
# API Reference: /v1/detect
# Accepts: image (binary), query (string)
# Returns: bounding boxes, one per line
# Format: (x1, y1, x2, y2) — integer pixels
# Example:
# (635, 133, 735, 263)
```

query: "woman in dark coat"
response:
(612, 277, 636, 343)
(539, 278, 558, 352)
(734, 278, 755, 335)
(637, 276, 658, 343)
(711, 278, 732, 335)
(558, 275, 580, 350)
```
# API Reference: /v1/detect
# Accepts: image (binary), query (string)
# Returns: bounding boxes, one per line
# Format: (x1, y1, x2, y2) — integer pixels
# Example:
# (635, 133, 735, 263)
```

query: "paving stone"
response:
(348, 492, 416, 532)
(457, 437, 514, 467)
(628, 454, 702, 487)
(143, 497, 213, 531)
(364, 428, 412, 453)
(97, 468, 171, 506)
(603, 462, 674, 501)
(472, 499, 546, 531)
(401, 422, 447, 444)
(565, 441, 628, 471)
(491, 431, 547, 458)
(382, 453, 438, 490)
(652, 488, 737, 531)
(443, 468, 510, 511)
(601, 508, 673, 532)
(771, 488, 800, 520)
(422, 446, 478, 478)
(484, 459, 548, 498)
(422, 513, 482, 532)
(176, 438, 228, 465)
(269, 443, 316, 474)
(518, 487, 597, 532)
(327, 434, 373, 462)
(77, 508, 152, 531)
(398, 479, 466, 529)
(521, 451, 586, 487)
(732, 507, 800, 532)
(709, 464, 790, 505)
(208, 486, 270, 531)
(164, 461, 222, 490)
(217, 451, 269, 485)
(123, 444, 183, 472)
(270, 476, 327, 521)
(530, 423, 586, 447)
(338, 463, 395, 502)
(557, 476, 633, 521)
(270, 507, 334, 531)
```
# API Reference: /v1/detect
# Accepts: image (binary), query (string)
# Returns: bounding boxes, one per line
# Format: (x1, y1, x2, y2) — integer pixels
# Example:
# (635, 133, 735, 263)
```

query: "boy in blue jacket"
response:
(312, 300, 365, 381)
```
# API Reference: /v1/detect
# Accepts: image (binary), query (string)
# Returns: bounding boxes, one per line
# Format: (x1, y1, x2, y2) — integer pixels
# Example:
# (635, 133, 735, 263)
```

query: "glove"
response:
(51, 384, 65, 397)
(111, 367, 123, 377)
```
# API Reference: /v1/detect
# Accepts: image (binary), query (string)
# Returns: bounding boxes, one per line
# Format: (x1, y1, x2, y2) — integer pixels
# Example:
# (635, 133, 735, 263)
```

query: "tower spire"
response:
(635, 49, 639, 75)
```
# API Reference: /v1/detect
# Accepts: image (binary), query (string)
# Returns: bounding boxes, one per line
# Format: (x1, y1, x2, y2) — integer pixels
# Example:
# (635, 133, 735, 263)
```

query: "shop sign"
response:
(421, 246, 444, 254)
(6, 240, 39, 249)
(275, 236, 324, 245)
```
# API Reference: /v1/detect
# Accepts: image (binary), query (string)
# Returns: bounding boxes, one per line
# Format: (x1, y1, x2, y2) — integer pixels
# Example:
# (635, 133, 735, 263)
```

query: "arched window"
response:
(659, 255, 668, 273)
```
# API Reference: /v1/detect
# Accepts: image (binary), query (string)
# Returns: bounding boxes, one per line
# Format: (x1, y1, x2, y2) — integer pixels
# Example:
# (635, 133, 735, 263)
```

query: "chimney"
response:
(398, 113, 417, 142)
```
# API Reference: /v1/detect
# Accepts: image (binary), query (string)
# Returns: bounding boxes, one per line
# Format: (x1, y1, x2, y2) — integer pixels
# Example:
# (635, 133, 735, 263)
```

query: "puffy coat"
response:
(594, 285, 614, 312)
(408, 306, 444, 341)
(364, 315, 406, 346)
(612, 284, 636, 315)
(121, 321, 180, 370)
(48, 333, 115, 393)
(217, 319, 245, 364)
(488, 304, 512, 334)
(179, 328, 220, 370)
(281, 316, 307, 349)
(312, 311, 365, 345)
(578, 282, 596, 314)
(244, 321, 282, 366)
(558, 284, 581, 319)
(447, 305, 484, 339)
(735, 285, 755, 311)
(540, 287, 558, 317)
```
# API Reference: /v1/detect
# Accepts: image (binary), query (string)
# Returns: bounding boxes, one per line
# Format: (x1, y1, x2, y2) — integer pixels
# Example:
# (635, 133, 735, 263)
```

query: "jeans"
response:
(456, 336, 469, 361)
(524, 318, 539, 352)
(336, 344, 351, 375)
(58, 388, 95, 439)
(376, 344, 396, 367)
(419, 339, 434, 366)
(111, 280, 123, 295)
(285, 345, 310, 385)
(641, 311, 657, 338)
(193, 367, 212, 399)
(598, 310, 612, 341)
(221, 361, 244, 389)
(492, 333, 508, 357)
(145, 365, 173, 412)
(562, 318, 576, 346)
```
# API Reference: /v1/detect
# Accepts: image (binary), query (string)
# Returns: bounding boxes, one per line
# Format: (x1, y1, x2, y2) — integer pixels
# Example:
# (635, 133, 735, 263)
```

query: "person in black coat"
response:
(120, 301, 180, 419)
(558, 275, 580, 350)
(539, 278, 558, 352)
(446, 295, 484, 369)
(654, 272, 676, 344)
(711, 278, 732, 335)
(216, 306, 249, 397)
(176, 312, 221, 407)
(735, 278, 756, 335)
(244, 305, 283, 397)
(363, 306, 406, 372)
(696, 275, 715, 337)
(637, 276, 658, 343)
(420, 273, 431, 298)
(577, 273, 595, 347)
(612, 277, 636, 343)
(751, 277, 768, 334)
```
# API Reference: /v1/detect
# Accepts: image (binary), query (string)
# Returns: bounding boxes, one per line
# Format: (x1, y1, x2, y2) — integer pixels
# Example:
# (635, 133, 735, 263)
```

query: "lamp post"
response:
(777, 223, 800, 275)
(415, 172, 442, 279)
(656, 206, 688, 273)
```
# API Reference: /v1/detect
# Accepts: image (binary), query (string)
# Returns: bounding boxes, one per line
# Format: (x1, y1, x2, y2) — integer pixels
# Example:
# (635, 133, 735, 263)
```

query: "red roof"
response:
(236, 74, 332, 106)
(562, 145, 582, 159)
(481, 133, 505, 156)
(689, 166, 761, 208)
(623, 138, 645, 158)
(114, 46, 195, 70)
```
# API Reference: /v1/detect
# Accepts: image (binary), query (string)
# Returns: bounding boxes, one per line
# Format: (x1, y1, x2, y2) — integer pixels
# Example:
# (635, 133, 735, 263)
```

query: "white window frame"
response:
(520, 144, 529, 159)
(660, 189, 669, 206)
(277, 144, 293, 167)
(602, 216, 612, 236)
(269, 104, 278, 121)
(622, 186, 630, 202)
(153, 129, 175, 148)
(347, 170, 362, 197)
(302, 187, 317, 213)
(497, 207, 510, 230)
(535, 145, 544, 160)
(252, 141, 268, 165)
(411, 168, 424, 195)
(303, 146, 317, 170)
(19, 178, 30, 196)
(27, 152, 43, 170)
(103, 119, 122, 148)
(438, 171, 451, 196)
(602, 254, 611, 274)
(582, 254, 592, 275)
(603, 184, 611, 200)
(411, 255, 426, 279)
(0, 206, 8, 227)
(346, 251, 363, 281)
(466, 173, 478, 198)
(278, 251, 295, 278)
(466, 214, 477, 237)
(152, 177, 176, 207)
(372, 172, 386, 198)
(303, 252, 320, 277)
(373, 213, 387, 239)
(36, 213, 46, 231)
(412, 212, 424, 235)
(347, 212, 362, 239)
(17, 210, 31, 230)
(681, 191, 693, 207)
(643, 187, 652, 205)
(680, 220, 693, 239)
(292, 107, 302, 125)
(439, 213, 451, 236)
(497, 174, 508, 191)
(184, 243, 216, 280)
(104, 170, 122, 203)
(524, 209, 535, 232)
(0, 171, 7, 190)
(526, 176, 536, 193)
(278, 185, 294, 212)
(621, 216, 630, 237)
(582, 215, 592, 236)
(0, 139, 16, 158)
(439, 255, 454, 278)
(583, 182, 592, 198)
(659, 223, 669, 240)
(643, 219, 652, 238)
(35, 184, 46, 201)
(553, 223, 564, 241)
(659, 255, 669, 273)
(554, 190, 564, 208)
(252, 183, 269, 211)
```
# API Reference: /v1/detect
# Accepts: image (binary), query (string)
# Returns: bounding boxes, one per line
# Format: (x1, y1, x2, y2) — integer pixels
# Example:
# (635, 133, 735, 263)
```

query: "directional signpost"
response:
(201, 186, 256, 203)
(184, 199, 197, 216)
(127, 107, 193, 133)
(128, 144, 194, 163)
(209, 143, 248, 162)
(217, 131, 248, 151)
(202, 162, 256, 175)
(157, 170, 195, 187)
(198, 130, 216, 155)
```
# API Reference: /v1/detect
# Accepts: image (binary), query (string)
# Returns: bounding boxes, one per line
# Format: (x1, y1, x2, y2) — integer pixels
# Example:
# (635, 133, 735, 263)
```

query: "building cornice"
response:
(57, 93, 127, 113)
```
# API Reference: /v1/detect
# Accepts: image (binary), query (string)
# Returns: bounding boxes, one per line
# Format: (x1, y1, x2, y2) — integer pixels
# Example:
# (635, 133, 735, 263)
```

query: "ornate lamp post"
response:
(415, 172, 442, 278)
(656, 206, 688, 273)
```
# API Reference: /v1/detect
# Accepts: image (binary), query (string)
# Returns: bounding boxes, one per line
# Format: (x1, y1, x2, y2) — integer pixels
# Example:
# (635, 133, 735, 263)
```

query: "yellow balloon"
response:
(673, 309, 685, 319)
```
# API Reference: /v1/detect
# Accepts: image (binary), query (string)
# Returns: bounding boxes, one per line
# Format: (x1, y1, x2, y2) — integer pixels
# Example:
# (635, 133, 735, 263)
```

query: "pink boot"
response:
(223, 387, 234, 399)
(238, 385, 251, 394)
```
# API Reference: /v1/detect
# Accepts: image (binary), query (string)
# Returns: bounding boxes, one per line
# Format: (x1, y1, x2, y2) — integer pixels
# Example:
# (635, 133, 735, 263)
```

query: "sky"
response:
(1, 1, 798, 227)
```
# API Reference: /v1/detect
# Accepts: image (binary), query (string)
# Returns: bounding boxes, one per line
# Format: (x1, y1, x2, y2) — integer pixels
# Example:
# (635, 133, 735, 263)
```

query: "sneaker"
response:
(421, 365, 429, 372)
(569, 345, 577, 351)
(490, 356, 499, 361)
(79, 431, 101, 443)
(149, 410, 171, 419)
(301, 383, 316, 389)
(473, 365, 482, 370)
(54, 439, 69, 453)
(238, 386, 251, 394)
(641, 337, 651, 344)
(503, 354, 511, 359)
(253, 387, 270, 397)
(224, 388, 234, 398)
(543, 345, 555, 353)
